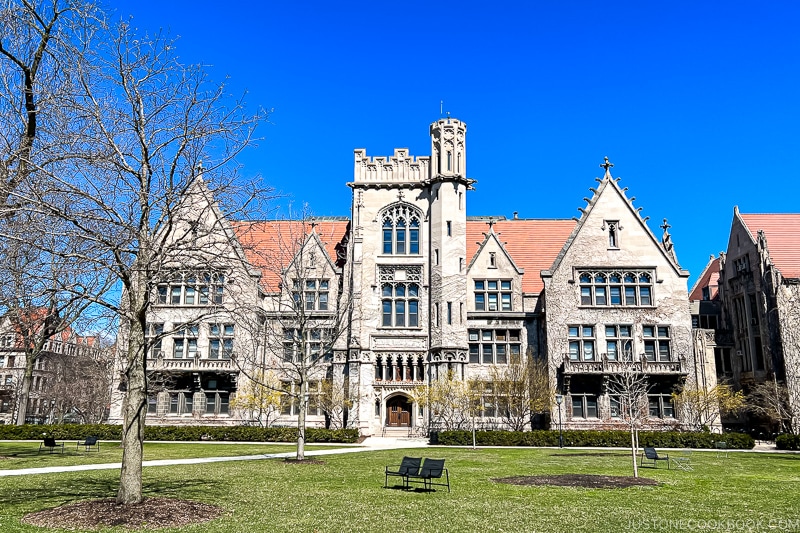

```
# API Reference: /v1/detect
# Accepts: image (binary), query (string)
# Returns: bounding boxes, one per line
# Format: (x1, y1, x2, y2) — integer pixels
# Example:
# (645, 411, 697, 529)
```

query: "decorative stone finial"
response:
(661, 218, 678, 264)
(600, 156, 614, 177)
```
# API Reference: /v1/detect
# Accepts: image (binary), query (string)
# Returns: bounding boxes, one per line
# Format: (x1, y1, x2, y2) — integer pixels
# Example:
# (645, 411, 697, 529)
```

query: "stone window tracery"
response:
(578, 270, 653, 307)
(381, 204, 422, 255)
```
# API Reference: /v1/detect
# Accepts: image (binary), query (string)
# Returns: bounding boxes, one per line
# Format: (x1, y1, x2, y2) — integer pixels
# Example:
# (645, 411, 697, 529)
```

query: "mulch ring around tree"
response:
(22, 497, 224, 530)
(493, 474, 659, 489)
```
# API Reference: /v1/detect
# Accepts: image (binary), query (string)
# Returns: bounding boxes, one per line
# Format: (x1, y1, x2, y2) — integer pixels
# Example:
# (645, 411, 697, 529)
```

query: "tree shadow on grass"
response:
(0, 474, 219, 507)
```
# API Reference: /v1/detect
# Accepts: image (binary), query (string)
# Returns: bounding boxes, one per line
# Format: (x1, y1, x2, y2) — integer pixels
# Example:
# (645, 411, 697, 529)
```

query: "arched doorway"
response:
(386, 395, 412, 427)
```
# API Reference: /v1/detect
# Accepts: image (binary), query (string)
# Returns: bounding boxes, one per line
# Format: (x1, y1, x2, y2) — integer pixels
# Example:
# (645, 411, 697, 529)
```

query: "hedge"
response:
(0, 424, 359, 443)
(776, 433, 800, 450)
(435, 429, 755, 449)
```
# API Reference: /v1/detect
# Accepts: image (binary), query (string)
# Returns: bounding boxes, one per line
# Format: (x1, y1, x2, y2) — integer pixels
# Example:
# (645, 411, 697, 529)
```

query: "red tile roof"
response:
(689, 257, 720, 301)
(466, 219, 576, 293)
(740, 214, 800, 279)
(233, 220, 350, 292)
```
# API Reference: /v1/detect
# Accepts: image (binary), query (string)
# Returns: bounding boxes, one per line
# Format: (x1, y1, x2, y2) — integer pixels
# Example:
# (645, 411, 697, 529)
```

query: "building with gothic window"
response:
(109, 118, 717, 435)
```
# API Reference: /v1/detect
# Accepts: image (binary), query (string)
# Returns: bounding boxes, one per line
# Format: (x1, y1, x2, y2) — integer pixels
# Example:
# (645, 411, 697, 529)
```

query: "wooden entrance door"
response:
(387, 397, 412, 427)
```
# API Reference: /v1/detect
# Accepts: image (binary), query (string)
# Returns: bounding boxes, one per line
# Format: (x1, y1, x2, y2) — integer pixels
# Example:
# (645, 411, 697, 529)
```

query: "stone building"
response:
(109, 118, 716, 435)
(715, 209, 800, 433)
(0, 311, 103, 425)
(542, 160, 711, 430)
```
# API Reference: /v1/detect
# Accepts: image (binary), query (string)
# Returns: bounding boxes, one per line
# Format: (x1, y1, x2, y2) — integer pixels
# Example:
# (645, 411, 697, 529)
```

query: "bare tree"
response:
(412, 371, 476, 432)
(229, 369, 282, 428)
(747, 378, 793, 435)
(233, 213, 351, 460)
(0, 0, 99, 209)
(8, 19, 268, 503)
(489, 356, 551, 431)
(0, 1, 112, 424)
(318, 378, 352, 430)
(0, 215, 111, 424)
(606, 364, 650, 478)
(44, 340, 112, 424)
(672, 383, 745, 432)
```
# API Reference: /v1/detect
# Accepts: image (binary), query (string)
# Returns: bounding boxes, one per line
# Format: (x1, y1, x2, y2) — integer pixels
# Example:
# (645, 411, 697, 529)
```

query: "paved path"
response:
(0, 436, 429, 477)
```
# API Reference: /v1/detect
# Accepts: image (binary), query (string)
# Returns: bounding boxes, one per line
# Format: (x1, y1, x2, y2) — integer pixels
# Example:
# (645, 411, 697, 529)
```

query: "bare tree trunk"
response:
(297, 378, 307, 460)
(14, 355, 34, 425)
(630, 425, 639, 478)
(117, 314, 147, 504)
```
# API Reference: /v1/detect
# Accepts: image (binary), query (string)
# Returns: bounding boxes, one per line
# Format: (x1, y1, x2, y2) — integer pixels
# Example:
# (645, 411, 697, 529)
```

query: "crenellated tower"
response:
(427, 117, 472, 377)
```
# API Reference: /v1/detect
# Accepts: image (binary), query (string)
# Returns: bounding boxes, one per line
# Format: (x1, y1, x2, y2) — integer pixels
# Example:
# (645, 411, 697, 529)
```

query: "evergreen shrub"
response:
(776, 433, 800, 450)
(436, 429, 755, 449)
(0, 424, 359, 443)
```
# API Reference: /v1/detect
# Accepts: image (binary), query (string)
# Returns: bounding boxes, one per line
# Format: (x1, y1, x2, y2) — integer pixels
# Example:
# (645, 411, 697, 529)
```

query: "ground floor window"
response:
(205, 392, 229, 415)
(570, 394, 598, 419)
(147, 395, 158, 414)
(648, 394, 675, 419)
(169, 392, 194, 415)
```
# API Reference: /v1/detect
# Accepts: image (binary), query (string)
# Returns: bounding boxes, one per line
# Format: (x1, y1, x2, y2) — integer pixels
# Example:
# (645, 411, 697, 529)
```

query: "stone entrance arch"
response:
(385, 394, 413, 427)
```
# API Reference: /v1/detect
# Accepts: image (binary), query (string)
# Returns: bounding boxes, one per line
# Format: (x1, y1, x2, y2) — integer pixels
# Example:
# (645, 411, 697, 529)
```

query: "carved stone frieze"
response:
(371, 335, 427, 350)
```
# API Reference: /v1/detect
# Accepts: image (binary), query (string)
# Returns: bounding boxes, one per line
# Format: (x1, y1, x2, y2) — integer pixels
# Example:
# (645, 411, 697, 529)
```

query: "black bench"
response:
(39, 437, 64, 454)
(385, 456, 421, 489)
(641, 446, 669, 469)
(406, 458, 450, 492)
(77, 436, 100, 452)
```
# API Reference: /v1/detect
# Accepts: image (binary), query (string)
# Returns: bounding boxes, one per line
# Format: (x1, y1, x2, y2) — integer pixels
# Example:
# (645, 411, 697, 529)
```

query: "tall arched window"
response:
(381, 204, 421, 255)
(382, 282, 419, 327)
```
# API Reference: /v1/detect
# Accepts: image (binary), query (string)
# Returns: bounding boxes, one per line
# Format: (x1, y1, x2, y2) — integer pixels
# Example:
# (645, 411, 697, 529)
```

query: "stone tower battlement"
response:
(352, 148, 430, 184)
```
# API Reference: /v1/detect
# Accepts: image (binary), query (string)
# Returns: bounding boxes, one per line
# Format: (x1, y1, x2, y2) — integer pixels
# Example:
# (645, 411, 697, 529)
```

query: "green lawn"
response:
(1, 447, 799, 532)
(0, 442, 319, 469)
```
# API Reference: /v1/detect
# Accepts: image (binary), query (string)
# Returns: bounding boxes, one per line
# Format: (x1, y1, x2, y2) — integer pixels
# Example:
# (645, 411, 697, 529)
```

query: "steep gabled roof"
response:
(739, 212, 800, 279)
(466, 219, 575, 293)
(689, 256, 720, 301)
(232, 219, 350, 292)
(546, 163, 689, 279)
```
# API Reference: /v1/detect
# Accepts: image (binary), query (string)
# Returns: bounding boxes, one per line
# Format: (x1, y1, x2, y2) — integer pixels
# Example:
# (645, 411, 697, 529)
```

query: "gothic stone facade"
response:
(715, 210, 800, 432)
(110, 118, 716, 435)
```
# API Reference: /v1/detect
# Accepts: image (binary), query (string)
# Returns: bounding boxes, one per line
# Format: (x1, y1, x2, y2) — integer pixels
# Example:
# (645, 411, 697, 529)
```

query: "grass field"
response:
(1, 446, 799, 532)
(0, 441, 321, 469)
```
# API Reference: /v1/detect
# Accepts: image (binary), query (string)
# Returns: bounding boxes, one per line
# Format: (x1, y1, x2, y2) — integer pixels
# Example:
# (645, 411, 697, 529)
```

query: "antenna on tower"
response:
(440, 100, 444, 117)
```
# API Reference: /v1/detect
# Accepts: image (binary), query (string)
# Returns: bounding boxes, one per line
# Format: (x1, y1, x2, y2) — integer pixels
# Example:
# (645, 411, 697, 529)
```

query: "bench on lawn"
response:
(77, 436, 100, 452)
(385, 456, 421, 489)
(406, 458, 450, 492)
(640, 446, 669, 469)
(39, 437, 64, 454)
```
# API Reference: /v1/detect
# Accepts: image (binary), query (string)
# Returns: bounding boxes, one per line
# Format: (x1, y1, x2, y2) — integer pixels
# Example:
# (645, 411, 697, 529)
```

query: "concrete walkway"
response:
(0, 436, 429, 477)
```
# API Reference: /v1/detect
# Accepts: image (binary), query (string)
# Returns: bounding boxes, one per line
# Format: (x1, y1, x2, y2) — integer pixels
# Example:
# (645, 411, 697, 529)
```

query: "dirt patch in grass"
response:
(493, 474, 659, 489)
(22, 497, 223, 530)
(283, 458, 325, 465)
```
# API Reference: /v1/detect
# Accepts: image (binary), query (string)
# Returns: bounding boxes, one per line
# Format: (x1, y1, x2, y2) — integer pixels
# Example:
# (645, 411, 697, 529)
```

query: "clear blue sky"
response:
(116, 0, 800, 286)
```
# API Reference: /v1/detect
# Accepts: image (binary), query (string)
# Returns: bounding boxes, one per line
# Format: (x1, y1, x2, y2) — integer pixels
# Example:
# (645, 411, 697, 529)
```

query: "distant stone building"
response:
(109, 118, 717, 434)
(715, 209, 800, 433)
(0, 312, 103, 425)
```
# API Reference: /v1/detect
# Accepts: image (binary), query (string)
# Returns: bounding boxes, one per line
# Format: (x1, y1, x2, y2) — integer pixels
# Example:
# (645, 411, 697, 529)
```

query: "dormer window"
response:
(381, 204, 421, 255)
